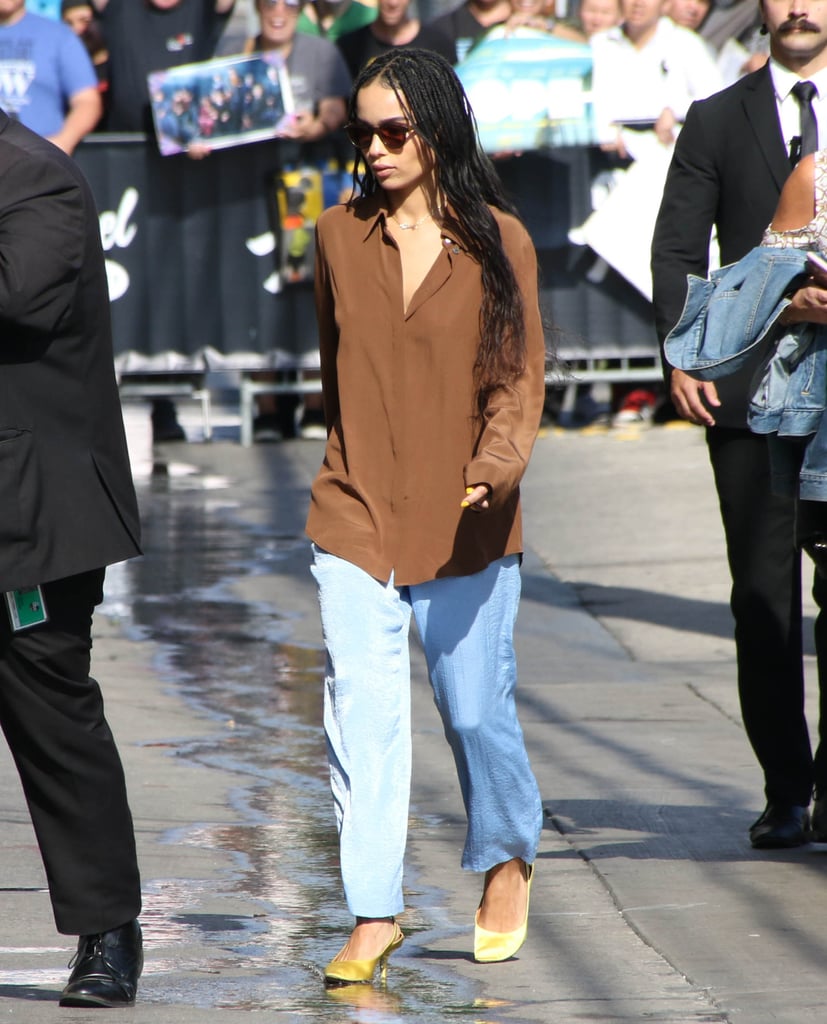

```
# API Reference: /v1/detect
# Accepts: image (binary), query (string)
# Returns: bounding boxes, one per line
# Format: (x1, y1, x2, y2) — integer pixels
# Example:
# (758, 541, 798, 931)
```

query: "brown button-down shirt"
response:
(305, 194, 546, 586)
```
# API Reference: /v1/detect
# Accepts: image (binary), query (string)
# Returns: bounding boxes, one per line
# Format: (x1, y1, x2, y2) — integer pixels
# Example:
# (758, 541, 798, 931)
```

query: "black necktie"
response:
(792, 80, 819, 164)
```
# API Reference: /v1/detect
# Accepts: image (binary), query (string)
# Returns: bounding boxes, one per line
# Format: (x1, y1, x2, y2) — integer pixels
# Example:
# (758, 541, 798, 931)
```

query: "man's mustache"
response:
(779, 17, 822, 32)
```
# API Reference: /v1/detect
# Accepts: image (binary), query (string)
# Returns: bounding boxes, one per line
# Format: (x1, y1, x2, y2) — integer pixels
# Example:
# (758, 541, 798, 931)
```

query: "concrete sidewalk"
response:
(0, 413, 824, 1023)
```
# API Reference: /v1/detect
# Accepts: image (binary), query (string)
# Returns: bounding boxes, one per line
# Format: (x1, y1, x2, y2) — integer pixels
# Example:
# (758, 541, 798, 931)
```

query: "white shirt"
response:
(590, 17, 724, 144)
(769, 59, 827, 163)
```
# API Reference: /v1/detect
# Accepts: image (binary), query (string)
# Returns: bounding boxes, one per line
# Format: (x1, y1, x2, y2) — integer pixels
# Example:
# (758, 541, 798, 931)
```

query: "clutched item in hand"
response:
(807, 250, 827, 278)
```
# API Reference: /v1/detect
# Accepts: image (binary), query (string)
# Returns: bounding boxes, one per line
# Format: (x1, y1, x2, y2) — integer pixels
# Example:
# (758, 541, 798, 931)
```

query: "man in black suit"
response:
(652, 0, 827, 849)
(0, 110, 144, 1004)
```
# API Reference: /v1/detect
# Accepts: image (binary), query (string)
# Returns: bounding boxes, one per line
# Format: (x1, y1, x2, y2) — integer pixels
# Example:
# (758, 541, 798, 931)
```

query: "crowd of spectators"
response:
(0, 0, 772, 438)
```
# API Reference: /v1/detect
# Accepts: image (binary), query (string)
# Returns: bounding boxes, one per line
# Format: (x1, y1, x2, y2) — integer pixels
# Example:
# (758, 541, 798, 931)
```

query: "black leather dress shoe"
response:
(749, 802, 811, 849)
(59, 919, 143, 1008)
(811, 797, 827, 841)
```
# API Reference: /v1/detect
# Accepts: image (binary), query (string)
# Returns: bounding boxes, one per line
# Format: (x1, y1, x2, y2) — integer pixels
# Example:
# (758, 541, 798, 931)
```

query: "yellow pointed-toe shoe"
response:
(324, 922, 404, 987)
(474, 862, 534, 963)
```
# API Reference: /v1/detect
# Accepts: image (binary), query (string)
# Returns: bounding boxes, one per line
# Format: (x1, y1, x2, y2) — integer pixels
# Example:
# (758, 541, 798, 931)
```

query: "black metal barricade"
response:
(75, 133, 319, 373)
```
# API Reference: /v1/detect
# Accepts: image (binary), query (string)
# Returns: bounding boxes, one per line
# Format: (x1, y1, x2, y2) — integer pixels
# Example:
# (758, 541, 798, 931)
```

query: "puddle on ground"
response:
(96, 466, 499, 1022)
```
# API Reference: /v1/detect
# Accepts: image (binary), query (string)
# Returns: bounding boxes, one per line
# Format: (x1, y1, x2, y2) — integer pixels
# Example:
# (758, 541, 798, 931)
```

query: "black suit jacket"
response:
(651, 64, 792, 427)
(0, 112, 141, 591)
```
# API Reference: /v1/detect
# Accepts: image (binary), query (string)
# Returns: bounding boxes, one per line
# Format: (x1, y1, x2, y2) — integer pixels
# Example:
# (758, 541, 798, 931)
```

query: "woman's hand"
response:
(461, 484, 491, 512)
(779, 279, 827, 326)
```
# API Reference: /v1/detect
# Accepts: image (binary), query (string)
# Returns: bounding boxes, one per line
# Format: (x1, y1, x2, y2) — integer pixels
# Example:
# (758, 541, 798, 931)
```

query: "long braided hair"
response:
(347, 49, 528, 414)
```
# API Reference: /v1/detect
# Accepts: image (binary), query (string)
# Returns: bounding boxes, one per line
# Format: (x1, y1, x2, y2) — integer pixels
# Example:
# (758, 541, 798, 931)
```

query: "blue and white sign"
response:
(457, 31, 596, 153)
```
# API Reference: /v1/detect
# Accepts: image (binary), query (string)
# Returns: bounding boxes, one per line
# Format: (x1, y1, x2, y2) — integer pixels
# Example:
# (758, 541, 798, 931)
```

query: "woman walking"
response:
(306, 47, 546, 985)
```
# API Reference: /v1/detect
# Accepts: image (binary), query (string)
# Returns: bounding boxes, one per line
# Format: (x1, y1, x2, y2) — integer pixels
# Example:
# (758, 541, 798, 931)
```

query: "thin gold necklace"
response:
(390, 209, 438, 231)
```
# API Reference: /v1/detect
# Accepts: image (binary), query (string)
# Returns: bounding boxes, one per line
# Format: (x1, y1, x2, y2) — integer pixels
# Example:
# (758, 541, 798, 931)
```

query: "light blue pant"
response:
(311, 547, 543, 918)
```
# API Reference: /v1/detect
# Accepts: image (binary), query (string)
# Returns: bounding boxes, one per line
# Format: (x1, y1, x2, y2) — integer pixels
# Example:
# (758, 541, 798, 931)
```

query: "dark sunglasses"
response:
(344, 119, 416, 151)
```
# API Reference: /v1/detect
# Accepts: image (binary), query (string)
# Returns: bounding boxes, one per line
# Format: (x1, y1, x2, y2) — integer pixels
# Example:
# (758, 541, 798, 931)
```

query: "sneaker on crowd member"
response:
(299, 408, 327, 439)
(252, 414, 284, 443)
(612, 387, 658, 425)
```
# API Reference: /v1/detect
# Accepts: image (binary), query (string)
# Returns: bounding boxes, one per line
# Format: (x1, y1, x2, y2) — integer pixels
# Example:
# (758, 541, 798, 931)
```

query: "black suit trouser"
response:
(706, 427, 814, 807)
(0, 568, 141, 935)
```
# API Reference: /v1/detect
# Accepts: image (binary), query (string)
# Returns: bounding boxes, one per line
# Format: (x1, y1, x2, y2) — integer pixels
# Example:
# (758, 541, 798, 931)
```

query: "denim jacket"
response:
(664, 245, 827, 499)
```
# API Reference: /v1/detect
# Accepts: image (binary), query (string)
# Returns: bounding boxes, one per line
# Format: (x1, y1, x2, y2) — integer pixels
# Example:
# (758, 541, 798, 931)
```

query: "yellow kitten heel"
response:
(323, 922, 404, 987)
(474, 862, 534, 963)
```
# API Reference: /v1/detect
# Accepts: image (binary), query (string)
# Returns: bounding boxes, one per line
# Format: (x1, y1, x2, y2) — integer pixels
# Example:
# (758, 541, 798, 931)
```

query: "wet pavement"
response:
(105, 442, 483, 1021)
(0, 404, 826, 1022)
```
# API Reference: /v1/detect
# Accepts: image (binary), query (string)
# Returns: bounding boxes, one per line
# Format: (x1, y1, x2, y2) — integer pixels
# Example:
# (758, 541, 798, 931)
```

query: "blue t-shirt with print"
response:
(0, 12, 97, 137)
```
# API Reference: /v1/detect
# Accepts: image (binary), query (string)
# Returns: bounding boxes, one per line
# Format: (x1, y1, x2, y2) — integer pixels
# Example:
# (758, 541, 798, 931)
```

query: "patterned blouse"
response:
(763, 149, 827, 251)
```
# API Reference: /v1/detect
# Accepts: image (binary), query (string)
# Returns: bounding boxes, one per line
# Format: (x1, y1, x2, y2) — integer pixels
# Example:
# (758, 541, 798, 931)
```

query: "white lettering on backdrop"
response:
(99, 187, 138, 302)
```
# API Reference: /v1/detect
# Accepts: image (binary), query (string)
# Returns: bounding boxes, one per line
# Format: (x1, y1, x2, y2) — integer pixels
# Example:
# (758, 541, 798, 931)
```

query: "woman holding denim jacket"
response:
(305, 48, 546, 986)
(761, 150, 827, 571)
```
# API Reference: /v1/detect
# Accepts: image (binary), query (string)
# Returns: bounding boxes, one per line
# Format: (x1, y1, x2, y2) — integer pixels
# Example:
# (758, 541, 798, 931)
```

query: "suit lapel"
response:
(741, 65, 792, 192)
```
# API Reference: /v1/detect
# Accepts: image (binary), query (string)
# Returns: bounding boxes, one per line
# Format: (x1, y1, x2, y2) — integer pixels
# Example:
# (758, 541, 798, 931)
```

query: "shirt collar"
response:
(770, 58, 827, 102)
(353, 193, 386, 242)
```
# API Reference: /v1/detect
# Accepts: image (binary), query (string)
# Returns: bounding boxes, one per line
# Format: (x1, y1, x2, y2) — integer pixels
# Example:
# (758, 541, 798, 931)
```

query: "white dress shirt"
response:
(590, 17, 724, 144)
(769, 59, 827, 163)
